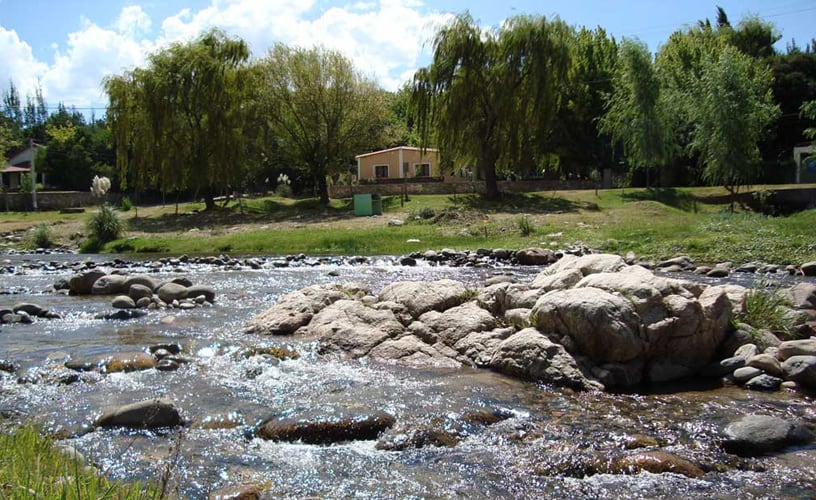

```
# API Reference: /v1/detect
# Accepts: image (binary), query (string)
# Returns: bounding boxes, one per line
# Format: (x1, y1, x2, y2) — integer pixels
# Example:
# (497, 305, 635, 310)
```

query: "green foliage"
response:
(801, 100, 816, 140)
(517, 214, 534, 236)
(87, 204, 124, 245)
(688, 46, 780, 198)
(30, 223, 52, 248)
(600, 39, 672, 177)
(256, 44, 390, 204)
(121, 195, 133, 211)
(738, 280, 794, 338)
(411, 13, 573, 200)
(0, 425, 163, 499)
(18, 172, 32, 193)
(105, 29, 251, 210)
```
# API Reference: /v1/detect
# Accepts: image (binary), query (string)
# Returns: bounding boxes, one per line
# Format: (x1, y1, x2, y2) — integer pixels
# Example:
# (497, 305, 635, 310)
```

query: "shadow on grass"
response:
(447, 192, 589, 214)
(621, 187, 697, 212)
(128, 197, 355, 234)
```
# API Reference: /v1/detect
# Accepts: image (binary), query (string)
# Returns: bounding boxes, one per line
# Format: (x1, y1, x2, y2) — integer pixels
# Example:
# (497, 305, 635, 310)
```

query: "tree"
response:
(411, 13, 573, 200)
(688, 46, 779, 208)
(799, 100, 816, 139)
(104, 29, 252, 210)
(256, 44, 391, 204)
(600, 39, 672, 184)
(555, 27, 617, 179)
(0, 120, 19, 165)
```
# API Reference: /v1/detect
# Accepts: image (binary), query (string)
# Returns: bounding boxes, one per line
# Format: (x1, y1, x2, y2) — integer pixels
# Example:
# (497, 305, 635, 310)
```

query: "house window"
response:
(374, 165, 389, 178)
(414, 163, 430, 177)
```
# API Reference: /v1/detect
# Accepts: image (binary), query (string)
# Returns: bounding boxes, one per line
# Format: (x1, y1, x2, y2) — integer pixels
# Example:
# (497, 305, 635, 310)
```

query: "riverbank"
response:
(0, 185, 814, 265)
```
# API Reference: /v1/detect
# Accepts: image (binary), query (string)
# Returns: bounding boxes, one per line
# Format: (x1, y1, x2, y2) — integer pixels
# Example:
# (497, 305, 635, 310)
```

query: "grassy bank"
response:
(0, 425, 165, 499)
(1, 186, 814, 265)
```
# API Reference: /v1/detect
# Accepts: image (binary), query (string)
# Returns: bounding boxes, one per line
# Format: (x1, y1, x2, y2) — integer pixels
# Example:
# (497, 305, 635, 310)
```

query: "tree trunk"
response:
(317, 175, 330, 206)
(483, 162, 500, 201)
(203, 187, 216, 211)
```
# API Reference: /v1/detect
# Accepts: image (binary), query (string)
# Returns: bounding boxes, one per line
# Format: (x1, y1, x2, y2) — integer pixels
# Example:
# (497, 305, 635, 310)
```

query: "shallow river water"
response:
(1, 255, 815, 499)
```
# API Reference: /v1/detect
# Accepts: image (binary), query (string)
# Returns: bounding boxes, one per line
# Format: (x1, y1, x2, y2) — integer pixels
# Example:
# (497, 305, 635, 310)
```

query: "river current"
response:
(1, 255, 814, 499)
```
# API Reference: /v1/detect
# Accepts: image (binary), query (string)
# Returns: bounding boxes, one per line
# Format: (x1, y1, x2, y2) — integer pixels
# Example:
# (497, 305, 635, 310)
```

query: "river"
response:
(1, 255, 815, 498)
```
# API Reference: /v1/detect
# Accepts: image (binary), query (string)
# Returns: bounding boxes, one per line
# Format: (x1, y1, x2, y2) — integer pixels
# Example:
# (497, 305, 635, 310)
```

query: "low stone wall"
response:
(0, 191, 104, 211)
(329, 179, 595, 198)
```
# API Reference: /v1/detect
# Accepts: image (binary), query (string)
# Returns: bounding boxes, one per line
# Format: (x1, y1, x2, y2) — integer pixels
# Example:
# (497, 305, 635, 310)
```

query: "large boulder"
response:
(453, 327, 516, 367)
(156, 282, 188, 303)
(187, 284, 216, 303)
(492, 284, 544, 313)
(68, 270, 106, 295)
(541, 253, 627, 277)
(530, 268, 583, 292)
(417, 301, 497, 346)
(91, 274, 128, 295)
(787, 283, 816, 309)
(778, 339, 816, 360)
(367, 335, 461, 368)
(781, 355, 816, 389)
(309, 300, 404, 358)
(489, 328, 602, 391)
(128, 283, 153, 302)
(532, 287, 644, 364)
(256, 408, 396, 444)
(378, 279, 466, 318)
(722, 414, 813, 456)
(516, 248, 558, 266)
(123, 274, 160, 292)
(245, 284, 362, 335)
(95, 398, 183, 429)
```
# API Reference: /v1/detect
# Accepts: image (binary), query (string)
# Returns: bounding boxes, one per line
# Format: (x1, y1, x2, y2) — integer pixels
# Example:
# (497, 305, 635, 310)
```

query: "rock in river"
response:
(94, 398, 183, 429)
(256, 408, 396, 444)
(722, 414, 813, 456)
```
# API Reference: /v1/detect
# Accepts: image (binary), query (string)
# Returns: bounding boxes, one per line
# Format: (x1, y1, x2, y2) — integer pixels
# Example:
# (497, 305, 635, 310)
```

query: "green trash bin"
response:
(371, 194, 382, 215)
(354, 194, 373, 216)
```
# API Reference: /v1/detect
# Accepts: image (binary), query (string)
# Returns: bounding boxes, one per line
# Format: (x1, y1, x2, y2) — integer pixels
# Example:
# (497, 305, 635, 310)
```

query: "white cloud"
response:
(1, 0, 452, 111)
(0, 27, 49, 101)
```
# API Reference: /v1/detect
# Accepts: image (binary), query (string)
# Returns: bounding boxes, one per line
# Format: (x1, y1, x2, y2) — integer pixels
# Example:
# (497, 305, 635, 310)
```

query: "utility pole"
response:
(30, 138, 38, 211)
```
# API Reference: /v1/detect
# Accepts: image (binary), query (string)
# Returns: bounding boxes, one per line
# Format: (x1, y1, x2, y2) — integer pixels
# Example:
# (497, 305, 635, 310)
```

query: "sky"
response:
(0, 0, 814, 115)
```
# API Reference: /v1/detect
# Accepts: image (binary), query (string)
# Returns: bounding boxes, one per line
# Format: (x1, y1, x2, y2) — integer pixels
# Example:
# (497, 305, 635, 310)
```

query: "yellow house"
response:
(355, 146, 440, 182)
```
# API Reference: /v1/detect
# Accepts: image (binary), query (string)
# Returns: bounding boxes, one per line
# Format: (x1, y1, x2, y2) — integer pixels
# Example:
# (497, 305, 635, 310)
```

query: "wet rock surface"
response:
(94, 398, 183, 429)
(256, 408, 396, 444)
(722, 414, 813, 456)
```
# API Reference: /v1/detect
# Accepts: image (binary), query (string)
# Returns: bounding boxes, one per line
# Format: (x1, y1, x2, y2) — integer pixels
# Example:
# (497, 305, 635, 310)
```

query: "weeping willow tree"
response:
(104, 29, 251, 210)
(599, 39, 673, 185)
(411, 13, 573, 200)
(256, 44, 391, 205)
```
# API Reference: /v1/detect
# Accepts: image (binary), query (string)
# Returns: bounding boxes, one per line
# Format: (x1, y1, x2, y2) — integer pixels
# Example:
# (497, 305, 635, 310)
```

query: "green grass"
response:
(0, 425, 165, 499)
(3, 186, 815, 265)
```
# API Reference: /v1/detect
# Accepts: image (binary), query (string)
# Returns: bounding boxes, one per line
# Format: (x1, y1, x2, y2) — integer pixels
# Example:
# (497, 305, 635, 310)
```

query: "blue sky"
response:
(0, 0, 814, 113)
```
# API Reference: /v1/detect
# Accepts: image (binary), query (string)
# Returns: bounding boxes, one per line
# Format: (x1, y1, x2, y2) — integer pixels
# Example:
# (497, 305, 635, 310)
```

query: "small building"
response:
(3, 144, 46, 190)
(793, 143, 816, 183)
(355, 146, 441, 182)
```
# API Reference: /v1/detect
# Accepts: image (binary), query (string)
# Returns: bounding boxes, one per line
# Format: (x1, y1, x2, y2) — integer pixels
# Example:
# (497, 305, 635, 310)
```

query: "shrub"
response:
(120, 196, 133, 211)
(517, 214, 534, 236)
(738, 280, 793, 338)
(87, 204, 124, 244)
(418, 207, 436, 219)
(30, 224, 52, 248)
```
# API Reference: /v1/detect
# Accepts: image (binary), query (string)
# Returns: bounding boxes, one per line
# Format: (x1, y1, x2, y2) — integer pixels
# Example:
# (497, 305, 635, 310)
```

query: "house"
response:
(3, 144, 45, 190)
(355, 146, 441, 182)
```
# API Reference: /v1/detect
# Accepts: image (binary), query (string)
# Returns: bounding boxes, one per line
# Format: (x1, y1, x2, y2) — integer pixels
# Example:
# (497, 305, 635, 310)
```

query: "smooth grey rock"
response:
(367, 335, 460, 368)
(68, 270, 106, 295)
(735, 343, 758, 359)
(530, 268, 583, 292)
(378, 279, 466, 318)
(746, 354, 783, 377)
(418, 301, 497, 346)
(787, 283, 816, 309)
(12, 303, 44, 316)
(781, 355, 816, 389)
(128, 283, 153, 301)
(111, 295, 136, 309)
(91, 274, 128, 295)
(733, 366, 764, 383)
(722, 414, 813, 456)
(156, 282, 187, 303)
(516, 248, 557, 266)
(123, 274, 159, 292)
(245, 283, 363, 335)
(489, 328, 602, 391)
(310, 300, 404, 358)
(95, 398, 182, 429)
(778, 339, 816, 360)
(542, 253, 627, 277)
(801, 261, 816, 277)
(186, 284, 215, 303)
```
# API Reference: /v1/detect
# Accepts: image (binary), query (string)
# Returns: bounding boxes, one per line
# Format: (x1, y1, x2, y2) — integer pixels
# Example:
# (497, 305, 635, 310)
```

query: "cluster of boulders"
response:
(0, 302, 62, 324)
(653, 254, 816, 277)
(53, 270, 216, 312)
(707, 338, 816, 391)
(244, 253, 816, 392)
